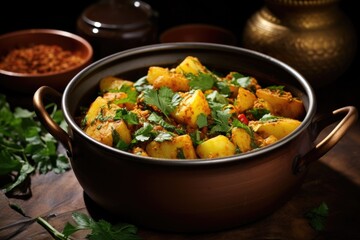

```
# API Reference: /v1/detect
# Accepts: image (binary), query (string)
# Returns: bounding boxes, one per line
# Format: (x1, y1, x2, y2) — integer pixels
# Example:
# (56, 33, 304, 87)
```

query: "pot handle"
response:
(33, 86, 72, 155)
(293, 106, 358, 174)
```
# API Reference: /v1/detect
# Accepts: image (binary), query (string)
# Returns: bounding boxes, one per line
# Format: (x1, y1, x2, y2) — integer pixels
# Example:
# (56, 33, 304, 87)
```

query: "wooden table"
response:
(1, 79, 360, 240)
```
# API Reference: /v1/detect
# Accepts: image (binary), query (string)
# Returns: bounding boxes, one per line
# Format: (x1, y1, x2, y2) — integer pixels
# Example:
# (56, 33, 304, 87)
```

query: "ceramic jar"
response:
(242, 0, 357, 88)
(77, 0, 158, 60)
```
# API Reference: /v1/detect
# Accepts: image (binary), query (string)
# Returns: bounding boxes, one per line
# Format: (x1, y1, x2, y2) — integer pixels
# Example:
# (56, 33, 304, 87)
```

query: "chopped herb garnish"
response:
(112, 84, 138, 104)
(230, 72, 251, 88)
(143, 87, 181, 119)
(187, 72, 216, 91)
(114, 108, 139, 125)
(196, 113, 208, 128)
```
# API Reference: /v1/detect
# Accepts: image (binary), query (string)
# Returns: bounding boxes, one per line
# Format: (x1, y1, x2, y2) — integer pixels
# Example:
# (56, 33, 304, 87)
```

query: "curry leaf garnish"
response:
(143, 87, 181, 118)
(305, 202, 329, 232)
(0, 94, 70, 194)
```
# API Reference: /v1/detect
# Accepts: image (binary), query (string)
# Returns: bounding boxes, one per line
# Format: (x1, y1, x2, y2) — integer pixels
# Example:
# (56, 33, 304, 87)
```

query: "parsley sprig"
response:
(0, 94, 70, 194)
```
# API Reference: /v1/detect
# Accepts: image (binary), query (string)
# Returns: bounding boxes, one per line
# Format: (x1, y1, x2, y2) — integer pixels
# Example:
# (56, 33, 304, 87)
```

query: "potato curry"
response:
(80, 56, 305, 159)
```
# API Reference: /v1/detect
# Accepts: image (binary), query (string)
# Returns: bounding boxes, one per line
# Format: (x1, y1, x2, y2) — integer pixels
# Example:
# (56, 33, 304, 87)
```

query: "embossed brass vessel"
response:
(242, 0, 357, 88)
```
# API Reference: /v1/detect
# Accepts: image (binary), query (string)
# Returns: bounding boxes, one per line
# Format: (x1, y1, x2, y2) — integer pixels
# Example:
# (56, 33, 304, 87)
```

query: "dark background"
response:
(1, 0, 358, 108)
(1, 1, 356, 45)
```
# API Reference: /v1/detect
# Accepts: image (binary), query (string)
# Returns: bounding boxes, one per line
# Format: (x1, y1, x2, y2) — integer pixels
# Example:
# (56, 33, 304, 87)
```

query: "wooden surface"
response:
(1, 79, 360, 239)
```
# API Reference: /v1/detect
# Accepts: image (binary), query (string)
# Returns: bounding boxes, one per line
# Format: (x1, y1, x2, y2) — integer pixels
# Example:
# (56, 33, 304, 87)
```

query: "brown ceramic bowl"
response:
(160, 24, 237, 45)
(33, 43, 357, 233)
(0, 29, 93, 95)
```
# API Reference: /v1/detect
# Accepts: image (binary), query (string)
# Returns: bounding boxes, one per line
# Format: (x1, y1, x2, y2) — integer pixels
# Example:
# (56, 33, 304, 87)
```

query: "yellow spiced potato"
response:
(147, 66, 190, 92)
(235, 87, 257, 113)
(249, 118, 302, 140)
(80, 56, 305, 159)
(231, 127, 253, 153)
(175, 56, 208, 75)
(196, 135, 236, 158)
(146, 135, 197, 159)
(85, 120, 131, 146)
(255, 88, 305, 120)
(171, 89, 211, 127)
(84, 96, 109, 126)
(99, 76, 134, 93)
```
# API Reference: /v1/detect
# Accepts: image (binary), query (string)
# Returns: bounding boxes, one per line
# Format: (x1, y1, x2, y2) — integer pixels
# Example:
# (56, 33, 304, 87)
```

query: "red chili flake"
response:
(237, 113, 249, 125)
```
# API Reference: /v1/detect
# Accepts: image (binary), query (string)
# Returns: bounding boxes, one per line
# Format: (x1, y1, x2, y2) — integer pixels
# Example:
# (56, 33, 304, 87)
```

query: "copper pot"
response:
(33, 43, 357, 233)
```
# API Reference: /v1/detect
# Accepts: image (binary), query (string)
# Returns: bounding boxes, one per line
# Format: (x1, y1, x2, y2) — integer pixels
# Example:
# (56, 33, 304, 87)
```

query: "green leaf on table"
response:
(62, 212, 142, 240)
(0, 94, 70, 194)
(305, 202, 329, 232)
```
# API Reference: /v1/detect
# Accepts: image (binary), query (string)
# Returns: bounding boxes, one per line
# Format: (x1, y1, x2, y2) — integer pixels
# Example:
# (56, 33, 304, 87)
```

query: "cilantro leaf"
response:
(62, 212, 142, 240)
(186, 72, 216, 91)
(133, 122, 154, 142)
(143, 87, 181, 118)
(305, 202, 329, 232)
(112, 129, 130, 151)
(154, 131, 174, 142)
(196, 113, 208, 128)
(112, 85, 138, 104)
(230, 72, 251, 88)
(114, 108, 139, 125)
(209, 110, 232, 134)
(0, 94, 70, 194)
(148, 112, 179, 132)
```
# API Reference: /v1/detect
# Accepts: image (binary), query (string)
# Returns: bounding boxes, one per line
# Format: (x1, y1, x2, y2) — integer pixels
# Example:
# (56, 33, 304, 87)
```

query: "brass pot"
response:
(242, 0, 357, 88)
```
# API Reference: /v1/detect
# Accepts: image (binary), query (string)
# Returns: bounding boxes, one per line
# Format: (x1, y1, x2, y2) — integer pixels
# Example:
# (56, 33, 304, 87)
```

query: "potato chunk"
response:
(84, 96, 109, 126)
(85, 120, 131, 146)
(171, 89, 211, 127)
(255, 88, 305, 119)
(196, 135, 236, 158)
(147, 66, 190, 92)
(99, 76, 134, 93)
(249, 118, 301, 140)
(235, 87, 257, 113)
(231, 127, 253, 153)
(146, 135, 197, 159)
(175, 56, 208, 75)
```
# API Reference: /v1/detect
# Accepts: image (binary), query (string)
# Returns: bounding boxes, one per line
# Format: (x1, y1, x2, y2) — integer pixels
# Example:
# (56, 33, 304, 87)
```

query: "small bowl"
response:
(0, 29, 93, 95)
(160, 24, 237, 45)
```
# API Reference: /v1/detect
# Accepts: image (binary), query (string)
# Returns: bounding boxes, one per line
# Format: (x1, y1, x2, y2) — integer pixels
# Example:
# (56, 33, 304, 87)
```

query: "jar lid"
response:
(80, 0, 155, 30)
